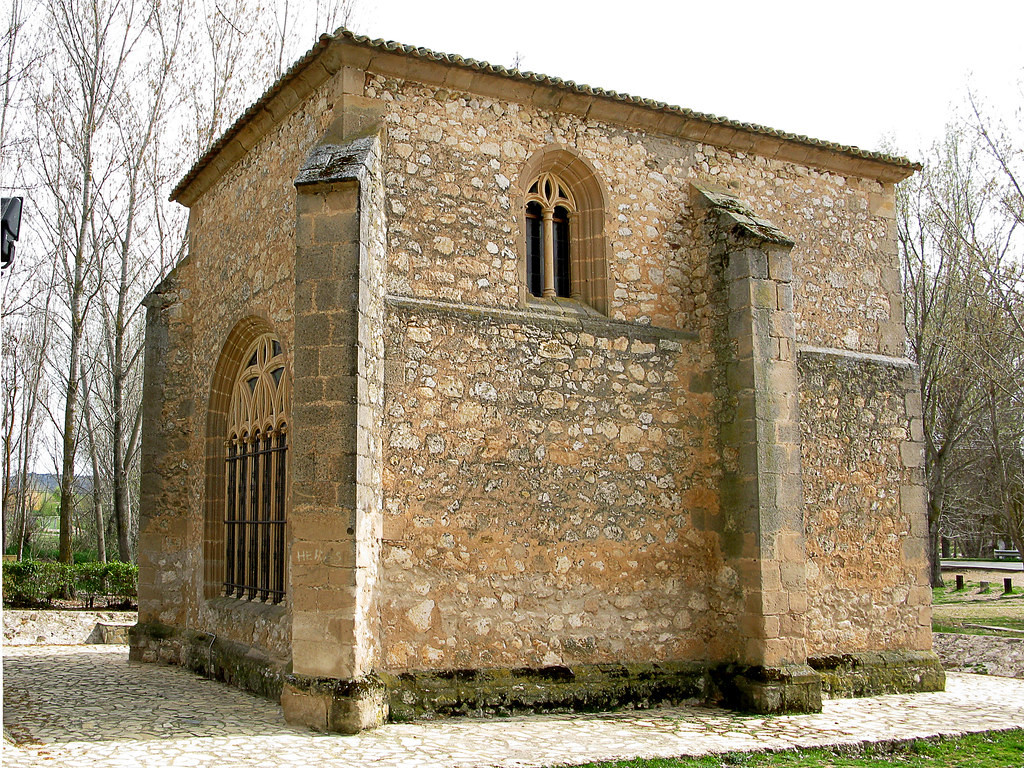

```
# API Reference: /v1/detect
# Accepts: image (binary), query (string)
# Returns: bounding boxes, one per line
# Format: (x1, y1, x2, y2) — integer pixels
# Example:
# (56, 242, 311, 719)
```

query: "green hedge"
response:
(2, 559, 138, 609)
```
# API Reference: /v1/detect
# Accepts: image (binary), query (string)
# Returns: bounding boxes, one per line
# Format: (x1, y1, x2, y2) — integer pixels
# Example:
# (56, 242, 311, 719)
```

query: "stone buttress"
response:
(281, 124, 389, 733)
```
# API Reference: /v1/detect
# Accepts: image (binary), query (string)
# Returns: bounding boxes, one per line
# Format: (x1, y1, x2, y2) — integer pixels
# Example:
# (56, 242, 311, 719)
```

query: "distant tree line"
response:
(1, 0, 357, 563)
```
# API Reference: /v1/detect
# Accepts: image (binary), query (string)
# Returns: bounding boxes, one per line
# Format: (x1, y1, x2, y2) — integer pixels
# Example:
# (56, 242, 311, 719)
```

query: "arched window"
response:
(526, 173, 576, 299)
(224, 333, 289, 603)
(518, 146, 610, 313)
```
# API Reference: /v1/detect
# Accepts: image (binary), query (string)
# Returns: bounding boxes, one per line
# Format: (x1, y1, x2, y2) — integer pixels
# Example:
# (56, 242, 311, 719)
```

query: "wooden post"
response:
(1005, 577, 1014, 594)
(955, 574, 964, 591)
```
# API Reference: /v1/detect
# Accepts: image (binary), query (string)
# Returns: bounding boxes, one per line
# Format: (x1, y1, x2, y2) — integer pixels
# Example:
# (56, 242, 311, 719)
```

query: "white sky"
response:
(351, 0, 1023, 160)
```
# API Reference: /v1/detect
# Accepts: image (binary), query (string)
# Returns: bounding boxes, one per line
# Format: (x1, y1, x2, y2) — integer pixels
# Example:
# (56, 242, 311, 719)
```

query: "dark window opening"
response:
(526, 202, 543, 297)
(525, 173, 575, 301)
(553, 206, 571, 298)
(224, 429, 287, 604)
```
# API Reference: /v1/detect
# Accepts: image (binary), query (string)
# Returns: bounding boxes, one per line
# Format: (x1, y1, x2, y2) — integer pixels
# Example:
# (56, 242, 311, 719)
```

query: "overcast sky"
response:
(349, 0, 1023, 160)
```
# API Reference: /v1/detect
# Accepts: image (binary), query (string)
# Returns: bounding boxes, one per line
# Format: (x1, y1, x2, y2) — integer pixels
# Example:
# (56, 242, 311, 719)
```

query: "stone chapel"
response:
(131, 29, 944, 733)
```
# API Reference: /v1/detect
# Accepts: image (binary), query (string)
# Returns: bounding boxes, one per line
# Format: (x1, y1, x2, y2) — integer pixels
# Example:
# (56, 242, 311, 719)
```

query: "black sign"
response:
(2, 197, 23, 270)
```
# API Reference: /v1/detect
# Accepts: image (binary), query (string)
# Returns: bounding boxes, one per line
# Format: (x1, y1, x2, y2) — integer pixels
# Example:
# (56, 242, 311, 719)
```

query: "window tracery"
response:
(224, 333, 288, 603)
(525, 172, 576, 299)
(518, 147, 609, 313)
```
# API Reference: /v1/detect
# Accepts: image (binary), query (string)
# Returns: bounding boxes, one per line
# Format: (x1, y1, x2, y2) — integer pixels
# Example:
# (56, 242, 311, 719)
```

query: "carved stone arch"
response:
(516, 145, 610, 314)
(204, 315, 290, 600)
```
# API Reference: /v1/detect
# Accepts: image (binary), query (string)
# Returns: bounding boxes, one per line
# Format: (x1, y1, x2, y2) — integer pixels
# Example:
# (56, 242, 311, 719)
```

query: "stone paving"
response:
(4, 646, 1024, 768)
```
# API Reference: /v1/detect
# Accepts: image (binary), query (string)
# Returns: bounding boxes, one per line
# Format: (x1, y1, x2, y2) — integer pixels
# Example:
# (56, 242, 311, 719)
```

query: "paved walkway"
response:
(3, 646, 1024, 768)
(942, 560, 1023, 572)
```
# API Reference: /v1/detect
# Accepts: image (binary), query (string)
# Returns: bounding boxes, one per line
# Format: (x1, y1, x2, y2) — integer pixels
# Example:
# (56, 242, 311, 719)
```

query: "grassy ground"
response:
(566, 729, 1024, 768)
(933, 584, 1023, 605)
(933, 615, 1024, 636)
(932, 581, 1024, 637)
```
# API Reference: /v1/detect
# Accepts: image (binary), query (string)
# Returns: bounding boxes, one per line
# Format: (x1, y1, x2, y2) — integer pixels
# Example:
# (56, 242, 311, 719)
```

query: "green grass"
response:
(37, 493, 59, 516)
(933, 616, 1024, 636)
(933, 584, 1023, 605)
(564, 729, 1024, 768)
(932, 580, 1024, 636)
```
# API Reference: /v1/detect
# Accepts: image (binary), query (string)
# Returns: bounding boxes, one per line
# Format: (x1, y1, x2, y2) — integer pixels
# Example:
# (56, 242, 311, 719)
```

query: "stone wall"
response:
(135, 38, 934, 726)
(370, 74, 902, 355)
(369, 68, 913, 679)
(136, 75, 340, 662)
(4, 611, 137, 646)
(934, 633, 1024, 679)
(379, 300, 729, 670)
(798, 348, 932, 656)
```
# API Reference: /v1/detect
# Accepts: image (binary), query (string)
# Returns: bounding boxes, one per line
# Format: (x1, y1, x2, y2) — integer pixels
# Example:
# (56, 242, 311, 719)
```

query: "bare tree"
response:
(900, 92, 1024, 579)
(898, 128, 991, 585)
(186, 0, 268, 155)
(31, 0, 153, 563)
(1, 0, 43, 170)
(92, 0, 184, 560)
(189, 0, 360, 157)
(270, 0, 357, 79)
(80, 356, 107, 561)
(1, 278, 55, 556)
(3, 0, 362, 565)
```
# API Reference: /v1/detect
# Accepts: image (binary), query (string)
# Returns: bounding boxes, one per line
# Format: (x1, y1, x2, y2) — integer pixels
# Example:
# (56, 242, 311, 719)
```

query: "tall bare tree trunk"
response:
(81, 361, 107, 562)
(1, 370, 17, 554)
(44, 0, 140, 564)
(58, 251, 86, 563)
(927, 486, 945, 587)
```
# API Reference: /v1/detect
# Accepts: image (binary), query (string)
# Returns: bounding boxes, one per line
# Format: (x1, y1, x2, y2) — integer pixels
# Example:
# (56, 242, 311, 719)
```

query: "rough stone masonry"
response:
(131, 29, 943, 732)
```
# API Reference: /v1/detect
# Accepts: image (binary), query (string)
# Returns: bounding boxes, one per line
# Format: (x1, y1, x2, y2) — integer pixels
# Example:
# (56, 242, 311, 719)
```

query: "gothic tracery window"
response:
(526, 172, 576, 299)
(224, 333, 289, 603)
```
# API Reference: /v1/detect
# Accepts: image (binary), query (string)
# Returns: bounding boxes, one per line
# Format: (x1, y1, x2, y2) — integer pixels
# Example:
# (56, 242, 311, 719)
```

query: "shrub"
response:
(2, 559, 138, 609)
(75, 562, 107, 608)
(37, 562, 75, 602)
(105, 561, 138, 606)
(3, 559, 43, 606)
(73, 550, 99, 565)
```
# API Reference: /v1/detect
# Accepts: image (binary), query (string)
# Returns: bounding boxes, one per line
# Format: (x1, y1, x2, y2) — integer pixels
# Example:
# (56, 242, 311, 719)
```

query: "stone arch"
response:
(203, 315, 289, 600)
(516, 145, 610, 314)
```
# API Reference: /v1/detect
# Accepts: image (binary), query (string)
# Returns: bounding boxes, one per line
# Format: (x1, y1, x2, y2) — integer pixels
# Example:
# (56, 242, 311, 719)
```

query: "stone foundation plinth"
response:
(382, 661, 711, 722)
(810, 650, 946, 698)
(129, 621, 286, 701)
(282, 674, 388, 733)
(126, 626, 950, 732)
(714, 663, 822, 714)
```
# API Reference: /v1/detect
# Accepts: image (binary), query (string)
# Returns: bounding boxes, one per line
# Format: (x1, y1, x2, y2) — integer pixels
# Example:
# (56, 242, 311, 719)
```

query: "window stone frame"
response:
(203, 317, 290, 602)
(516, 145, 610, 314)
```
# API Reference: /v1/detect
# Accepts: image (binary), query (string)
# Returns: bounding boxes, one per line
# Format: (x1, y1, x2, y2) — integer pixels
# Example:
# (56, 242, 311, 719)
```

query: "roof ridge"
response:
(171, 28, 919, 202)
(335, 29, 917, 169)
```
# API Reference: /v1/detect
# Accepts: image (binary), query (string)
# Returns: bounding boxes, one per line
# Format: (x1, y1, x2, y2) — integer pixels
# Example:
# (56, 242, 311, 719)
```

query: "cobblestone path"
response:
(4, 646, 1024, 767)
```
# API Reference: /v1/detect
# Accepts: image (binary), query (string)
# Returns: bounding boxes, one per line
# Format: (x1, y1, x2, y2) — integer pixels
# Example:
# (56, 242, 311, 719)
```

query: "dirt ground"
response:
(933, 571, 1024, 621)
(940, 565, 1024, 588)
(932, 599, 1024, 621)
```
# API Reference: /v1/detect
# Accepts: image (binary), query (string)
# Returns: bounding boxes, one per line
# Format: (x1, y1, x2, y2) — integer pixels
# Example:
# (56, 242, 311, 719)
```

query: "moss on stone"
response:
(381, 660, 711, 722)
(131, 621, 286, 701)
(132, 620, 177, 641)
(809, 650, 946, 698)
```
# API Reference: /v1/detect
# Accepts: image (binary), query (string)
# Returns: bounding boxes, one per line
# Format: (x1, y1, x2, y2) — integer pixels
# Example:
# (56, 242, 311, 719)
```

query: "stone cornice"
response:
(387, 295, 699, 342)
(797, 344, 915, 369)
